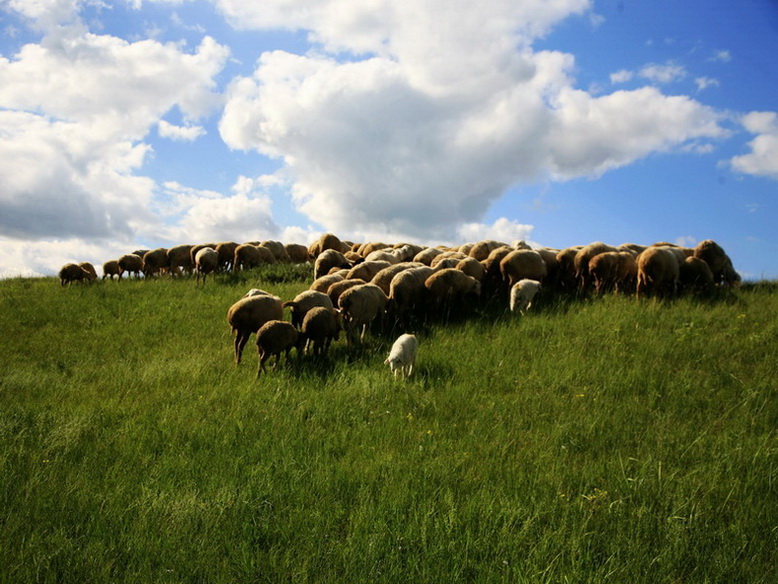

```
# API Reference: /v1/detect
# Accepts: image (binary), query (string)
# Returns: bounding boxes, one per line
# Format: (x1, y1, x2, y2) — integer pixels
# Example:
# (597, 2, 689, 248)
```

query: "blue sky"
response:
(1, 0, 776, 280)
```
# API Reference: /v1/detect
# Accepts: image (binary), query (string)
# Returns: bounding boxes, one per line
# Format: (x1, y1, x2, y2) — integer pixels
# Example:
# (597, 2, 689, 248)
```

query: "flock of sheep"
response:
(58, 233, 740, 379)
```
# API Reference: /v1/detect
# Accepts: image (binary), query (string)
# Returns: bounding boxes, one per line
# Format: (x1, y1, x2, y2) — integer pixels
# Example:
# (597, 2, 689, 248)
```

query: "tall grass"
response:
(0, 273, 776, 583)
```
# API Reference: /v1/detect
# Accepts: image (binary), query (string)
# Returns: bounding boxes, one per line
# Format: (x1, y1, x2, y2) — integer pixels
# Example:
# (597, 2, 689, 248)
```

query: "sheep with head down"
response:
(636, 247, 680, 299)
(372, 262, 423, 296)
(283, 290, 334, 329)
(118, 253, 143, 279)
(574, 242, 618, 291)
(142, 248, 169, 278)
(314, 249, 352, 279)
(59, 263, 92, 286)
(588, 251, 637, 295)
(227, 293, 284, 364)
(337, 283, 388, 344)
(693, 239, 740, 286)
(301, 306, 341, 356)
(388, 266, 435, 323)
(167, 244, 193, 276)
(195, 247, 218, 285)
(78, 262, 98, 282)
(510, 279, 541, 314)
(347, 260, 391, 282)
(679, 256, 715, 296)
(424, 268, 481, 314)
(310, 272, 345, 293)
(384, 333, 418, 379)
(499, 249, 547, 289)
(327, 278, 366, 308)
(102, 260, 120, 280)
(255, 320, 302, 377)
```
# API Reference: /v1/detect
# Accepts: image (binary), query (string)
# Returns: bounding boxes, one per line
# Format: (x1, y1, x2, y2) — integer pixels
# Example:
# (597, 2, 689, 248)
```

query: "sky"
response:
(1, 0, 777, 280)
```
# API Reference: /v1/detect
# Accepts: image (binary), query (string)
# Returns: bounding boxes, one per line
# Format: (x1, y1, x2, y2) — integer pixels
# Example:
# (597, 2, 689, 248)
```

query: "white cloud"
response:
(158, 120, 206, 141)
(219, 1, 725, 241)
(695, 77, 719, 92)
(610, 69, 633, 84)
(730, 111, 778, 180)
(639, 61, 686, 84)
(709, 50, 732, 63)
(457, 218, 534, 245)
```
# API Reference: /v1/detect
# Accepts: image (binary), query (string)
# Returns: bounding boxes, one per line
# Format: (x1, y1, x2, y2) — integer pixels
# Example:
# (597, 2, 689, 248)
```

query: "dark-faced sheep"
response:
(283, 290, 334, 329)
(227, 294, 284, 364)
(78, 262, 98, 282)
(255, 320, 301, 377)
(59, 263, 91, 286)
(636, 247, 680, 299)
(195, 247, 218, 285)
(337, 283, 389, 344)
(301, 306, 341, 356)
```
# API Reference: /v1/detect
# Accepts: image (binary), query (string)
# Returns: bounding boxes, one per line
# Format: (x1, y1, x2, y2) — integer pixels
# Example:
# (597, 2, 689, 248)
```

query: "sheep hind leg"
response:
(235, 331, 250, 364)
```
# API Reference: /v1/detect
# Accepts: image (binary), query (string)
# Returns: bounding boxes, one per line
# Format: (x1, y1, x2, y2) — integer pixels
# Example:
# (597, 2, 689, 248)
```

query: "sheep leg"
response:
(235, 331, 250, 364)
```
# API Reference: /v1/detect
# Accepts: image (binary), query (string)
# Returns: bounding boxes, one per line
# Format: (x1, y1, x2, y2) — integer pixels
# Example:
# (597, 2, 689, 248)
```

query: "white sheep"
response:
(510, 279, 541, 314)
(384, 333, 418, 379)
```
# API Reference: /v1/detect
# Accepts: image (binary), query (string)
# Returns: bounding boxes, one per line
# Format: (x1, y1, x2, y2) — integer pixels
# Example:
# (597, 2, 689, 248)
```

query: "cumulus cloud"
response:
(158, 120, 206, 141)
(638, 61, 686, 84)
(218, 0, 726, 242)
(730, 111, 778, 180)
(457, 218, 534, 245)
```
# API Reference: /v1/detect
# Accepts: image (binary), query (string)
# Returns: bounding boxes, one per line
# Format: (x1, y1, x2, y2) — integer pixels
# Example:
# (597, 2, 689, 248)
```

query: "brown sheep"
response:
(215, 242, 239, 271)
(142, 248, 169, 277)
(310, 273, 346, 293)
(285, 243, 311, 263)
(227, 294, 284, 364)
(102, 260, 121, 280)
(260, 240, 291, 263)
(555, 246, 583, 291)
(118, 254, 143, 279)
(589, 251, 637, 295)
(283, 290, 334, 329)
(693, 239, 740, 286)
(455, 257, 486, 282)
(679, 256, 715, 295)
(346, 260, 391, 282)
(412, 247, 445, 266)
(574, 242, 618, 291)
(337, 283, 389, 344)
(255, 320, 301, 377)
(388, 266, 435, 321)
(233, 244, 274, 272)
(372, 262, 422, 295)
(499, 249, 547, 288)
(301, 306, 341, 356)
(636, 247, 680, 299)
(314, 249, 351, 279)
(468, 240, 509, 261)
(326, 278, 366, 308)
(424, 268, 481, 312)
(195, 247, 218, 285)
(308, 233, 347, 258)
(167, 244, 194, 276)
(58, 263, 91, 286)
(78, 262, 98, 282)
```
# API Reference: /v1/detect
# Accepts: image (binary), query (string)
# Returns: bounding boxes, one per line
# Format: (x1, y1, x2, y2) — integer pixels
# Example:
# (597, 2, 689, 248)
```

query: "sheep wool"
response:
(384, 334, 418, 379)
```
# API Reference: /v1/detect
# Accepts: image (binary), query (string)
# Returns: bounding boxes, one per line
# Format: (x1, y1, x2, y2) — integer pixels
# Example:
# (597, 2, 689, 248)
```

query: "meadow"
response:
(0, 268, 776, 583)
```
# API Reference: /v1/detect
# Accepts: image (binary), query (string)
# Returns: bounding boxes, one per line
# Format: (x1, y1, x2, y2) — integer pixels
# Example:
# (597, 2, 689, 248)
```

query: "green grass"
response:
(1, 272, 776, 583)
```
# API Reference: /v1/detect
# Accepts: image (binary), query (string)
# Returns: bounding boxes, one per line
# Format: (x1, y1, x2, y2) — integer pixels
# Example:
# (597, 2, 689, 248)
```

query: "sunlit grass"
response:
(0, 273, 776, 583)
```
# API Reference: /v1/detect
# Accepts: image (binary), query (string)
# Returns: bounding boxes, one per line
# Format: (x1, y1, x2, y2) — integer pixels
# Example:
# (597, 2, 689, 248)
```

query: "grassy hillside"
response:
(1, 271, 776, 583)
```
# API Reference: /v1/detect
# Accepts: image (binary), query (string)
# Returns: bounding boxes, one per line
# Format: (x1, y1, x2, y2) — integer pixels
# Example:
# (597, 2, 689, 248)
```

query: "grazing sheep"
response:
(233, 244, 272, 271)
(456, 257, 486, 282)
(308, 233, 347, 258)
(384, 333, 418, 379)
(499, 249, 547, 288)
(388, 266, 435, 321)
(573, 242, 619, 291)
(284, 290, 334, 328)
(215, 242, 239, 272)
(693, 239, 740, 286)
(326, 278, 366, 308)
(189, 243, 217, 267)
(102, 260, 120, 280)
(118, 253, 143, 279)
(555, 246, 583, 291)
(347, 260, 392, 282)
(261, 240, 291, 263)
(255, 320, 301, 377)
(413, 247, 445, 266)
(227, 294, 284, 364)
(372, 262, 422, 295)
(195, 247, 218, 285)
(391, 243, 424, 262)
(356, 242, 390, 257)
(167, 244, 194, 276)
(430, 251, 468, 268)
(78, 262, 98, 282)
(142, 248, 169, 278)
(337, 283, 389, 344)
(480, 246, 515, 295)
(679, 256, 715, 295)
(636, 247, 680, 299)
(310, 273, 345, 293)
(301, 306, 341, 356)
(314, 249, 351, 279)
(285, 243, 311, 264)
(244, 288, 272, 297)
(424, 268, 481, 313)
(364, 250, 400, 264)
(509, 279, 541, 314)
(588, 251, 638, 295)
(469, 240, 509, 261)
(58, 263, 91, 286)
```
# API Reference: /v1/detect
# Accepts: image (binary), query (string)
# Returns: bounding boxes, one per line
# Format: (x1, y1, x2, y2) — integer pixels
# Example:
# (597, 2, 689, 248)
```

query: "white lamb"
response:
(509, 279, 541, 314)
(384, 333, 418, 379)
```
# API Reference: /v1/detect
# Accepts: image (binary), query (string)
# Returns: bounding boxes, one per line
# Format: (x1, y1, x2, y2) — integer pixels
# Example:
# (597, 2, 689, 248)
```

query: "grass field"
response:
(1, 269, 776, 583)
